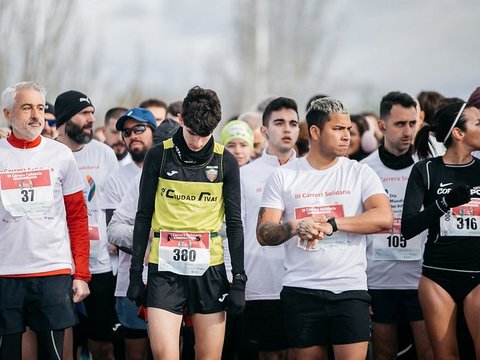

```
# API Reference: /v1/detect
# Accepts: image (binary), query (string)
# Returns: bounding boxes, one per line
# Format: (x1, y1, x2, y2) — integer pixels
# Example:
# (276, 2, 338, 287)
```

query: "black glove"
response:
(127, 269, 146, 307)
(226, 272, 247, 316)
(438, 185, 471, 212)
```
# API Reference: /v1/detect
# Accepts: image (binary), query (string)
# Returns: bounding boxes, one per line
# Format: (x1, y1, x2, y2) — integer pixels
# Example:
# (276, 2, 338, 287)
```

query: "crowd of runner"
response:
(1, 81, 480, 360)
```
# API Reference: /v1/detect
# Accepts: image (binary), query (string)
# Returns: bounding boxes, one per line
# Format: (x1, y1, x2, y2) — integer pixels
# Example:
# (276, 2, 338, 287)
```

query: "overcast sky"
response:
(1, 0, 479, 127)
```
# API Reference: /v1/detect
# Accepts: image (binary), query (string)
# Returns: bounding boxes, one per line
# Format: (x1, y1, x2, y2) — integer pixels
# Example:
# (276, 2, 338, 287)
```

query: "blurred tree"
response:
(230, 0, 343, 114)
(0, 0, 102, 102)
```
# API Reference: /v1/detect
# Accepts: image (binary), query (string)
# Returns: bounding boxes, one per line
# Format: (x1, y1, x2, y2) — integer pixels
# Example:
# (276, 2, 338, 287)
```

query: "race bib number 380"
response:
(158, 230, 210, 276)
(0, 169, 53, 216)
(440, 199, 480, 237)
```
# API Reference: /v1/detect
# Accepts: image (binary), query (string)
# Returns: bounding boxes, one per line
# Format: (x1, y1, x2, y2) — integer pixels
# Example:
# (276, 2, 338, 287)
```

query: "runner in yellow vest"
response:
(127, 86, 246, 359)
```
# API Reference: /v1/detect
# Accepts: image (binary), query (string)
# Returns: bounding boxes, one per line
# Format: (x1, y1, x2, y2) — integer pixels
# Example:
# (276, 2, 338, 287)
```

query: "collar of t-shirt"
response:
(262, 147, 297, 166)
(7, 133, 42, 149)
(172, 127, 214, 165)
(378, 145, 414, 170)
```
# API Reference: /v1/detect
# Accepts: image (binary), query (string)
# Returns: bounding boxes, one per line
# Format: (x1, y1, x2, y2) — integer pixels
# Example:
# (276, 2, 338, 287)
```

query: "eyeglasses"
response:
(122, 124, 147, 138)
(46, 119, 57, 127)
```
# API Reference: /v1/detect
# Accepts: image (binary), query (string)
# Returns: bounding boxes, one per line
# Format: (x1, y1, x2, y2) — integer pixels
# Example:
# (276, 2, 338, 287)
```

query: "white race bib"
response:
(372, 218, 422, 260)
(294, 204, 347, 251)
(440, 199, 480, 237)
(158, 230, 210, 276)
(0, 169, 54, 216)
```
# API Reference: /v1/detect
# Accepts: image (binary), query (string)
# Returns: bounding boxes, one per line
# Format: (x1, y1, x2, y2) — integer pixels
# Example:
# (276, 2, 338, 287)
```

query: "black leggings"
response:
(0, 329, 65, 360)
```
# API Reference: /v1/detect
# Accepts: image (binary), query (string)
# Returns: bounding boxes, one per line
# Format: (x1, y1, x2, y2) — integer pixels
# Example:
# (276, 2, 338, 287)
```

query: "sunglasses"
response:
(46, 119, 57, 127)
(122, 124, 147, 138)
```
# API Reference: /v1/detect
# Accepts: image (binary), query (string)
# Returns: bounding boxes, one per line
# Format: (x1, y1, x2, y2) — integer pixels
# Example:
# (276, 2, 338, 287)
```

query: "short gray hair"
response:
(306, 97, 348, 116)
(2, 82, 46, 111)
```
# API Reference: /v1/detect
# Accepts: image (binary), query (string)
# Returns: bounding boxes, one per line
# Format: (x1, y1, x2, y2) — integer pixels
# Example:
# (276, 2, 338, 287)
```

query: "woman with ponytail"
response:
(402, 101, 480, 359)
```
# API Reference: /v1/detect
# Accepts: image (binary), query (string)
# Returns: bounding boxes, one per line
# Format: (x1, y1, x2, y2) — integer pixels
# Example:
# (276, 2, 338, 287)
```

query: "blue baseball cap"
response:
(115, 107, 157, 130)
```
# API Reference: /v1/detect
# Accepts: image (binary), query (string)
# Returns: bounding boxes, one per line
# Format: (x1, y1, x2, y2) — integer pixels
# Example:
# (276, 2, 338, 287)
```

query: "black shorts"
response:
(243, 300, 288, 352)
(147, 263, 229, 315)
(0, 275, 77, 336)
(369, 289, 424, 324)
(422, 267, 480, 304)
(81, 271, 117, 341)
(281, 287, 371, 348)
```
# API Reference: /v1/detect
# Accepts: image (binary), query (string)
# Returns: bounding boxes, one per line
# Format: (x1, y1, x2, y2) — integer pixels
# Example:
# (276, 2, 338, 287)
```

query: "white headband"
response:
(443, 102, 467, 144)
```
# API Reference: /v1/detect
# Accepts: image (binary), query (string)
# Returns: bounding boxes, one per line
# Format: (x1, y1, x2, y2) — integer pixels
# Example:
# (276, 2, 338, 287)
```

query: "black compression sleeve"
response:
(223, 150, 244, 273)
(131, 145, 163, 272)
(401, 162, 445, 240)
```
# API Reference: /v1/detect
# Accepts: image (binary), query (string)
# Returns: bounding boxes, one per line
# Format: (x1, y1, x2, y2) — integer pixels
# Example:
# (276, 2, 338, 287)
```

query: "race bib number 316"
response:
(158, 230, 210, 276)
(440, 199, 480, 237)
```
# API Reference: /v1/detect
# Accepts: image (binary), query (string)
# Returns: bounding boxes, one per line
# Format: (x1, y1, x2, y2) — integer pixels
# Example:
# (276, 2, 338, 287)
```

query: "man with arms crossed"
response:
(361, 91, 433, 360)
(0, 82, 90, 359)
(257, 97, 393, 360)
(241, 97, 299, 359)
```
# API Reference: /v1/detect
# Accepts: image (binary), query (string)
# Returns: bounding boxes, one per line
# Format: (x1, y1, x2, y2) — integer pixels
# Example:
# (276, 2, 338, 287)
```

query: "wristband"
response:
(326, 217, 338, 235)
(232, 271, 248, 283)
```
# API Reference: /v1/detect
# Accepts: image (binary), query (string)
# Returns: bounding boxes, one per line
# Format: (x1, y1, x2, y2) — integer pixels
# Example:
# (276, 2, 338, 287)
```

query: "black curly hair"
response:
(181, 86, 221, 136)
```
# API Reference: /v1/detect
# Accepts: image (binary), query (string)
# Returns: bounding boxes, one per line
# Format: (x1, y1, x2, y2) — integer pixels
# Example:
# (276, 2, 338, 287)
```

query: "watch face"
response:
(234, 273, 247, 283)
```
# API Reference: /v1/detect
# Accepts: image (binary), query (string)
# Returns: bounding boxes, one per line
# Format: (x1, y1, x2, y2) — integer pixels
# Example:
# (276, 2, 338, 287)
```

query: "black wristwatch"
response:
(326, 217, 338, 236)
(232, 271, 248, 283)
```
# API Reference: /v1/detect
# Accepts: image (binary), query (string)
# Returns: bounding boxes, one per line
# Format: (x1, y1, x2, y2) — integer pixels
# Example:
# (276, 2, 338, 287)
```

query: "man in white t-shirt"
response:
(241, 97, 299, 358)
(361, 92, 432, 360)
(55, 90, 119, 359)
(257, 97, 393, 360)
(0, 82, 90, 359)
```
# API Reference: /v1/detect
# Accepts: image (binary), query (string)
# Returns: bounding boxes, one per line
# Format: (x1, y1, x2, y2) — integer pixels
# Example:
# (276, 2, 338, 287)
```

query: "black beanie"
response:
(54, 90, 94, 127)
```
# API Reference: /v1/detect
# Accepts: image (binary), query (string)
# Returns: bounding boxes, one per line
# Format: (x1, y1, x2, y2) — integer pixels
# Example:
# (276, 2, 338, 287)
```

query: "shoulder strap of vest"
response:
(163, 138, 174, 149)
(214, 142, 224, 155)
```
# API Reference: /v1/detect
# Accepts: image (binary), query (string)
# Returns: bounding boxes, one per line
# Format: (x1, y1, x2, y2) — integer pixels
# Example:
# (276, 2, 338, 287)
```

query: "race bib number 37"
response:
(158, 230, 210, 276)
(0, 169, 53, 216)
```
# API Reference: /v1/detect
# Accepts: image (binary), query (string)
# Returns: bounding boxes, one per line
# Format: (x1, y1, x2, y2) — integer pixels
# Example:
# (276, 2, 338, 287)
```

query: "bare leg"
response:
(463, 284, 480, 359)
(371, 323, 397, 360)
(147, 307, 182, 360)
(191, 312, 226, 360)
(287, 346, 327, 360)
(418, 276, 458, 360)
(410, 320, 433, 360)
(333, 341, 369, 360)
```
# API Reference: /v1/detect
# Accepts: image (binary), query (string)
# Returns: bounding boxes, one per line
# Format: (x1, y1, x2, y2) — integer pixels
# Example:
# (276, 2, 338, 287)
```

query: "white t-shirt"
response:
(103, 162, 140, 210)
(260, 156, 386, 293)
(241, 148, 296, 300)
(361, 150, 426, 289)
(103, 163, 141, 296)
(118, 153, 132, 167)
(73, 140, 118, 274)
(107, 174, 148, 296)
(0, 137, 84, 275)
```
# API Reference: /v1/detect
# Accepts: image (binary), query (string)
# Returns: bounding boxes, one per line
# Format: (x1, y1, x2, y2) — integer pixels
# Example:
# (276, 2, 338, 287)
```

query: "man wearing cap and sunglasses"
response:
(103, 107, 157, 360)
(56, 90, 119, 359)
